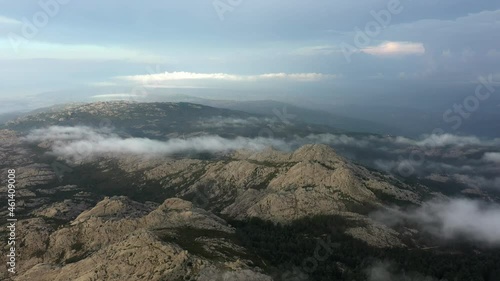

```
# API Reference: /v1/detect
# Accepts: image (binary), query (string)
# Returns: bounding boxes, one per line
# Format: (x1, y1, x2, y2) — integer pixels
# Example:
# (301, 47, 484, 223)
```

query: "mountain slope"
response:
(142, 93, 397, 135)
(13, 197, 271, 281)
(2, 101, 336, 139)
(2, 102, 499, 280)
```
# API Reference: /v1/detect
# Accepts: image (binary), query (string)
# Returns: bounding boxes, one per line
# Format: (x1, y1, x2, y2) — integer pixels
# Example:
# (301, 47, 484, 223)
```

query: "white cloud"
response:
(21, 125, 500, 193)
(415, 134, 481, 147)
(395, 134, 500, 147)
(483, 152, 500, 163)
(361, 41, 425, 56)
(118, 71, 337, 84)
(23, 126, 290, 161)
(0, 15, 21, 25)
(90, 94, 141, 99)
(21, 128, 380, 163)
(372, 198, 500, 245)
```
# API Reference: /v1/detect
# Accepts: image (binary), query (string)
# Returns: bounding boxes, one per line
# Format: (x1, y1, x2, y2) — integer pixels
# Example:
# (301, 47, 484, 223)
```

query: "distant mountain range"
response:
(105, 93, 402, 135)
(5, 88, 499, 138)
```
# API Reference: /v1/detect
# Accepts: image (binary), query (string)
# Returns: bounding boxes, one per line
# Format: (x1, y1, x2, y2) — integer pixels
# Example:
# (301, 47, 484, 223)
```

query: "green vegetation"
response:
(313, 160, 336, 170)
(65, 253, 89, 264)
(230, 216, 500, 281)
(369, 188, 418, 207)
(155, 227, 263, 266)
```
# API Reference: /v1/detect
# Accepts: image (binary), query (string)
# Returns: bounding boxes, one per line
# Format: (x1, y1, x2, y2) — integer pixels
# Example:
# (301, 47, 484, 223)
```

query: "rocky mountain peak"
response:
(72, 196, 156, 224)
(291, 143, 343, 163)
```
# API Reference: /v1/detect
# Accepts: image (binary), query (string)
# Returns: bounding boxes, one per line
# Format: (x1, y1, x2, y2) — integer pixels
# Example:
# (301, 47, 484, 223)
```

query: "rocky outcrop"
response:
(16, 230, 203, 281)
(0, 125, 439, 280)
(10, 197, 267, 281)
(33, 200, 93, 221)
(171, 144, 424, 223)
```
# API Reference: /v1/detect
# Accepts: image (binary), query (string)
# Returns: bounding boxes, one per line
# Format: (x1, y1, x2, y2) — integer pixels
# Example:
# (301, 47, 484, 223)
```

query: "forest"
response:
(230, 216, 500, 281)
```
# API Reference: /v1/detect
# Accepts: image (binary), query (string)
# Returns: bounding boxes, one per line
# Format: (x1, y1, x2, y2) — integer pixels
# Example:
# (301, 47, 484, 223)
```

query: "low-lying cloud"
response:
(483, 152, 500, 163)
(26, 127, 369, 161)
(396, 133, 500, 147)
(372, 198, 500, 245)
(24, 126, 290, 161)
(22, 126, 500, 192)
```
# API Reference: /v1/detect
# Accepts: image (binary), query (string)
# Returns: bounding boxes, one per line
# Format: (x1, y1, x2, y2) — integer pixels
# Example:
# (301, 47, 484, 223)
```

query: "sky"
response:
(1, 0, 500, 112)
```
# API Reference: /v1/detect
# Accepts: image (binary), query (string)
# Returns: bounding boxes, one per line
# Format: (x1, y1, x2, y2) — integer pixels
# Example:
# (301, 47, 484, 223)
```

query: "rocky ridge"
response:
(8, 197, 271, 281)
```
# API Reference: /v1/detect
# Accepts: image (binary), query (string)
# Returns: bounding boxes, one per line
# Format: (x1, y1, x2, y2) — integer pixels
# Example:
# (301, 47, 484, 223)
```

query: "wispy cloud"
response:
(90, 93, 141, 100)
(0, 15, 21, 25)
(292, 45, 339, 56)
(23, 126, 290, 161)
(483, 152, 500, 163)
(118, 71, 337, 84)
(396, 134, 500, 147)
(362, 42, 425, 56)
(372, 198, 500, 245)
(21, 125, 500, 192)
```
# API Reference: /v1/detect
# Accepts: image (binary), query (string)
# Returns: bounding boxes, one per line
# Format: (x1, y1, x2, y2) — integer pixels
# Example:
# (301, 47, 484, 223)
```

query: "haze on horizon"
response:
(1, 0, 499, 137)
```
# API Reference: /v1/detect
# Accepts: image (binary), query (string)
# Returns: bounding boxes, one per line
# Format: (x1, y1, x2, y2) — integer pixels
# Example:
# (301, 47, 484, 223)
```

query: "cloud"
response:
(372, 198, 500, 245)
(451, 174, 500, 191)
(118, 71, 337, 84)
(396, 134, 500, 147)
(89, 81, 119, 87)
(21, 125, 500, 192)
(292, 45, 340, 56)
(0, 15, 21, 25)
(483, 152, 500, 163)
(23, 126, 290, 161)
(24, 127, 363, 161)
(361, 42, 425, 56)
(90, 93, 141, 100)
(415, 134, 482, 147)
(302, 133, 500, 151)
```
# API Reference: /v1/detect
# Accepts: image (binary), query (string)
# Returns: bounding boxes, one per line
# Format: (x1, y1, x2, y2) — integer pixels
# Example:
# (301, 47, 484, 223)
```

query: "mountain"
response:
(2, 101, 338, 139)
(0, 112, 25, 125)
(1, 102, 499, 280)
(13, 197, 271, 281)
(1, 129, 413, 280)
(135, 93, 399, 135)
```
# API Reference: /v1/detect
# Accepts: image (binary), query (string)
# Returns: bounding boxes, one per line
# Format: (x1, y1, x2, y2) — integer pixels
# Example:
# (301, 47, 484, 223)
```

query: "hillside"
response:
(1, 102, 499, 280)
